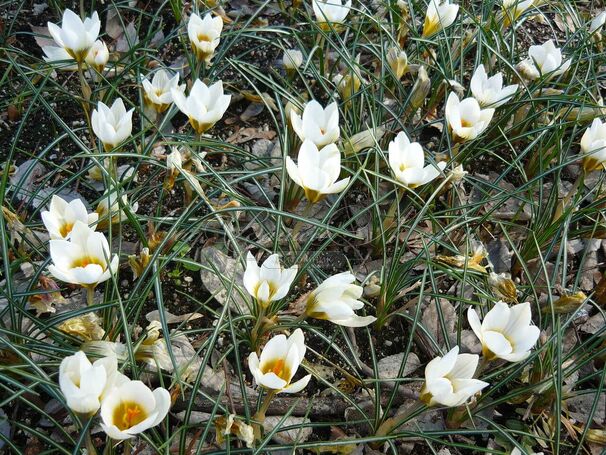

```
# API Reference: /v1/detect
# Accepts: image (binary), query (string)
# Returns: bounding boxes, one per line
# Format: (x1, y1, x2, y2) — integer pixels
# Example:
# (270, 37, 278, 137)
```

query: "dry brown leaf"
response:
(226, 127, 277, 144)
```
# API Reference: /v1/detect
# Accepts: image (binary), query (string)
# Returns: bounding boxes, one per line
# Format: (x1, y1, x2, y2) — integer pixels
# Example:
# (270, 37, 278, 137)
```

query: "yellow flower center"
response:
(71, 256, 105, 269)
(59, 222, 74, 238)
(197, 33, 211, 43)
(461, 119, 472, 128)
(262, 358, 291, 382)
(112, 401, 148, 431)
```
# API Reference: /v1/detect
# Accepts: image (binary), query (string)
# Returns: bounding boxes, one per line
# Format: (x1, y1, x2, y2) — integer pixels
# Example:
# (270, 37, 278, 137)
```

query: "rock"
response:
(263, 416, 312, 444)
(377, 353, 420, 379)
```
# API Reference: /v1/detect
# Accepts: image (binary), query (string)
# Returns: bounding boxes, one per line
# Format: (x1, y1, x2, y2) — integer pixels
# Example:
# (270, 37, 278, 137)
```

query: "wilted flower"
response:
(128, 247, 151, 280)
(580, 118, 606, 172)
(85, 40, 109, 72)
(333, 60, 363, 102)
(188, 12, 223, 63)
(243, 252, 297, 308)
(312, 0, 352, 28)
(100, 380, 171, 440)
(48, 221, 118, 288)
(47, 9, 100, 62)
(445, 92, 495, 142)
(420, 346, 488, 407)
(516, 40, 571, 80)
(470, 64, 518, 107)
(409, 66, 431, 111)
(215, 414, 255, 448)
(468, 301, 541, 362)
(41, 195, 98, 240)
(422, 0, 459, 37)
(171, 79, 231, 135)
(248, 329, 312, 393)
(58, 313, 106, 341)
(286, 140, 350, 203)
(436, 243, 489, 273)
(488, 272, 518, 303)
(305, 272, 376, 327)
(290, 100, 340, 147)
(449, 164, 467, 183)
(142, 69, 182, 113)
(283, 49, 304, 71)
(96, 191, 138, 226)
(502, 0, 533, 25)
(387, 131, 446, 188)
(590, 11, 606, 34)
(91, 98, 134, 151)
(387, 46, 408, 79)
(59, 351, 125, 415)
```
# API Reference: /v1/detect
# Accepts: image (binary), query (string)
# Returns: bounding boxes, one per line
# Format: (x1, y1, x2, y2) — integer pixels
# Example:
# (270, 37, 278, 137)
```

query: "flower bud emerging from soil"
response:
(85, 40, 109, 73)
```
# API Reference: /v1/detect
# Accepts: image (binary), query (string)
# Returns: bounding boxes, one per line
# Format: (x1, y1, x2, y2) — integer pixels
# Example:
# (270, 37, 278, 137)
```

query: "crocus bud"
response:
(420, 346, 488, 407)
(47, 9, 100, 62)
(248, 329, 312, 393)
(386, 46, 408, 79)
(409, 66, 431, 111)
(85, 39, 109, 72)
(468, 301, 540, 362)
(188, 12, 223, 64)
(283, 49, 304, 77)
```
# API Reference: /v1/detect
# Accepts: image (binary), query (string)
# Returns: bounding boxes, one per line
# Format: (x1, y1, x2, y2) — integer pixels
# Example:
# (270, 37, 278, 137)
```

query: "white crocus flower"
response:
(91, 98, 134, 151)
(47, 9, 100, 62)
(420, 346, 489, 407)
(388, 131, 446, 188)
(581, 118, 606, 172)
(171, 79, 231, 135)
(248, 329, 312, 393)
(590, 11, 606, 33)
(243, 252, 297, 308)
(502, 0, 533, 24)
(387, 46, 408, 79)
(96, 191, 138, 226)
(59, 351, 116, 414)
(516, 40, 571, 81)
(468, 301, 541, 362)
(445, 92, 495, 142)
(41, 195, 98, 240)
(290, 100, 340, 147)
(142, 69, 182, 113)
(312, 0, 352, 27)
(42, 45, 77, 68)
(48, 221, 119, 287)
(305, 272, 376, 327)
(422, 0, 459, 37)
(511, 448, 543, 455)
(283, 49, 304, 71)
(286, 140, 350, 203)
(100, 380, 171, 440)
(188, 12, 223, 64)
(470, 64, 518, 107)
(85, 40, 109, 72)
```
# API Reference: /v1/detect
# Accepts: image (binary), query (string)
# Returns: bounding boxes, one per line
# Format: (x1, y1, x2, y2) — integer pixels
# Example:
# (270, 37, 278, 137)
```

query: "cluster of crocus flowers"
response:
(248, 329, 312, 394)
(387, 131, 446, 188)
(516, 39, 571, 81)
(46, 9, 101, 63)
(422, 0, 459, 37)
(188, 12, 223, 64)
(580, 118, 606, 172)
(304, 272, 376, 327)
(312, 0, 352, 29)
(59, 351, 170, 441)
(142, 69, 182, 113)
(91, 98, 134, 151)
(243, 252, 298, 308)
(468, 301, 541, 362)
(172, 79, 231, 135)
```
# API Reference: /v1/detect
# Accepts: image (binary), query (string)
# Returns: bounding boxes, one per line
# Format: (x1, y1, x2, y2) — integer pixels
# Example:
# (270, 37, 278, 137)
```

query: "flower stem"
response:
(552, 171, 585, 223)
(86, 286, 95, 306)
(252, 389, 277, 441)
(291, 201, 314, 241)
(122, 439, 131, 455)
(250, 304, 266, 353)
(372, 401, 425, 447)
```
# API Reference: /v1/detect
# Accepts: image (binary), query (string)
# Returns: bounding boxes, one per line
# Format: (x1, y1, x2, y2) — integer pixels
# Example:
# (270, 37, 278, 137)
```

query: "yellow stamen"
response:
(112, 401, 148, 431)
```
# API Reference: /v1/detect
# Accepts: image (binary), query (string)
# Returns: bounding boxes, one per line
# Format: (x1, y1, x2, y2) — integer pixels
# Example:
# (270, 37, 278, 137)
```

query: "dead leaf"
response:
(29, 24, 54, 48)
(146, 309, 204, 324)
(226, 127, 277, 144)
